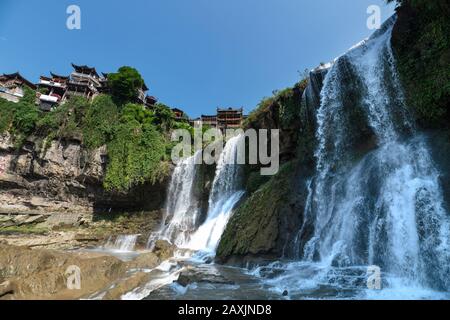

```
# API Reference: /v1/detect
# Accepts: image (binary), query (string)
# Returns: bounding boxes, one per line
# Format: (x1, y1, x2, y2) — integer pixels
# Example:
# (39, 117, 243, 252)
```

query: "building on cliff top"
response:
(63, 63, 102, 102)
(217, 107, 243, 130)
(36, 73, 69, 111)
(172, 108, 186, 121)
(25, 63, 158, 111)
(0, 72, 36, 103)
(193, 108, 245, 131)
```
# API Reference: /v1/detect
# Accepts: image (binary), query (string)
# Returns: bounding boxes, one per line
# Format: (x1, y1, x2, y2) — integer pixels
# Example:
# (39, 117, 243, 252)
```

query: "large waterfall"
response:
(254, 17, 450, 299)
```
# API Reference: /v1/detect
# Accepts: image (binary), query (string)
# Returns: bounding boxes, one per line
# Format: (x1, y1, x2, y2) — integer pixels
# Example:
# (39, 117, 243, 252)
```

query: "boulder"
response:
(127, 252, 160, 270)
(153, 240, 174, 261)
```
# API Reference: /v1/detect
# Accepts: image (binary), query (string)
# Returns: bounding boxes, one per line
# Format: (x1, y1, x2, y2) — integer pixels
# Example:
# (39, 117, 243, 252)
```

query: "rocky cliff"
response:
(0, 132, 169, 228)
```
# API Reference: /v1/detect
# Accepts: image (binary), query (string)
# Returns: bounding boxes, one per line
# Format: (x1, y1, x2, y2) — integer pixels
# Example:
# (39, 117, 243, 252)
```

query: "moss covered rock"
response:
(216, 161, 309, 263)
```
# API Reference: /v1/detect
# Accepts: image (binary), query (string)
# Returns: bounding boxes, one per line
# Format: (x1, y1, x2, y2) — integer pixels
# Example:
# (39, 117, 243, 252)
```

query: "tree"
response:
(151, 103, 175, 131)
(108, 66, 145, 106)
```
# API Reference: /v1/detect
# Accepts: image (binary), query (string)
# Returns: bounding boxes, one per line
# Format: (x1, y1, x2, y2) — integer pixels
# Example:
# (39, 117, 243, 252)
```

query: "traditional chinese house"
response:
(200, 115, 218, 128)
(171, 108, 186, 121)
(0, 72, 36, 103)
(64, 63, 102, 102)
(36, 73, 68, 111)
(217, 107, 243, 130)
(99, 72, 110, 94)
(145, 95, 158, 108)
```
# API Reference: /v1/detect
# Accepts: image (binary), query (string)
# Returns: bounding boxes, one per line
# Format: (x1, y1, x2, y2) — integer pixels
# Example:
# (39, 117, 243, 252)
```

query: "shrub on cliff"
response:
(82, 95, 119, 149)
(108, 66, 145, 106)
(36, 96, 89, 142)
(103, 115, 168, 191)
(0, 88, 38, 146)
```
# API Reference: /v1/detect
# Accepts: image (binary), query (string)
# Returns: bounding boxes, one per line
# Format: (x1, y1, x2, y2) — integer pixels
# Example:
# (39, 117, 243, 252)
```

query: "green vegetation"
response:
(103, 104, 169, 191)
(0, 225, 49, 235)
(243, 79, 308, 129)
(390, 0, 450, 128)
(108, 66, 145, 106)
(1, 66, 192, 192)
(0, 88, 39, 146)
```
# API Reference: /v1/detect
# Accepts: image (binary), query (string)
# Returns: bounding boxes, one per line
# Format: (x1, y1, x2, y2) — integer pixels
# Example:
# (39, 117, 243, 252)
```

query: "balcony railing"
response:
(39, 79, 66, 88)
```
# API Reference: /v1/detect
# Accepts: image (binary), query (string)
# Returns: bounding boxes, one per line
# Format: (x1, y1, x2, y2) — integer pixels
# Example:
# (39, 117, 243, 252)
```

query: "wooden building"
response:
(216, 107, 243, 130)
(36, 73, 68, 111)
(145, 95, 158, 108)
(64, 63, 102, 102)
(200, 115, 218, 128)
(171, 108, 186, 121)
(0, 72, 36, 103)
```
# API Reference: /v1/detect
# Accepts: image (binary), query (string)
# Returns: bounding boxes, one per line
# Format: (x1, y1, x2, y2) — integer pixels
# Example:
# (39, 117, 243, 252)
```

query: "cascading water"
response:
(256, 17, 450, 299)
(149, 135, 244, 256)
(148, 151, 202, 249)
(187, 134, 245, 254)
(128, 136, 245, 300)
(104, 234, 139, 252)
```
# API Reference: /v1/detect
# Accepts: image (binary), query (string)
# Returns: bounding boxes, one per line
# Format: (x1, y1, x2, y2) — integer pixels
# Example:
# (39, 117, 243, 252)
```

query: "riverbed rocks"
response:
(0, 242, 175, 300)
(0, 243, 127, 299)
(152, 240, 174, 261)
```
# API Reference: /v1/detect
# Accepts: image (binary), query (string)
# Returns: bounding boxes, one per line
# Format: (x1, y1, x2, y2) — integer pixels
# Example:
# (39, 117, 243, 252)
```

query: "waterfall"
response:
(187, 134, 245, 254)
(150, 135, 244, 256)
(149, 151, 202, 248)
(297, 16, 450, 293)
(104, 234, 139, 252)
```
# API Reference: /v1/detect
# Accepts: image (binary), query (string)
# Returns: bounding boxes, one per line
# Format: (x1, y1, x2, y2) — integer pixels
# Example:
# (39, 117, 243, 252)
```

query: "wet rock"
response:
(0, 243, 127, 299)
(127, 252, 160, 270)
(177, 267, 235, 287)
(102, 272, 151, 300)
(153, 240, 174, 261)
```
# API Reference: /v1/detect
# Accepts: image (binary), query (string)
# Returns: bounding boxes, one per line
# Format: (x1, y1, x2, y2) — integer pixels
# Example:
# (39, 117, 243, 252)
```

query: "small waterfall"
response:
(297, 16, 450, 292)
(104, 235, 139, 252)
(187, 134, 245, 254)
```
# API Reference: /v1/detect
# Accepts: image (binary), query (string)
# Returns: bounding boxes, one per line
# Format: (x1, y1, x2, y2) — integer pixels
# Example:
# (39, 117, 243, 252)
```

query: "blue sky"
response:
(0, 0, 395, 117)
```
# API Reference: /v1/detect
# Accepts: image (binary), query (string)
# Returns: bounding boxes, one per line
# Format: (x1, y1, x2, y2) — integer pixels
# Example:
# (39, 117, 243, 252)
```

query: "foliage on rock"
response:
(391, 0, 450, 128)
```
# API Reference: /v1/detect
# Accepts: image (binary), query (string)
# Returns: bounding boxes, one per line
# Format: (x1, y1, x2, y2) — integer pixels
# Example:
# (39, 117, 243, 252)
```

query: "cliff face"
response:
(0, 133, 168, 227)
